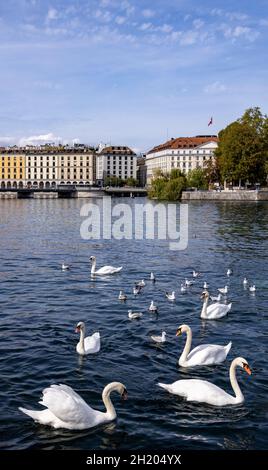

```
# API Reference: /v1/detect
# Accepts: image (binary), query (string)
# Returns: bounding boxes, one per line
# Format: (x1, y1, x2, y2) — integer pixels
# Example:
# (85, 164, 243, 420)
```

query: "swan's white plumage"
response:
(201, 291, 231, 319)
(158, 357, 251, 406)
(19, 382, 127, 430)
(90, 256, 122, 275)
(177, 324, 232, 367)
(76, 322, 100, 355)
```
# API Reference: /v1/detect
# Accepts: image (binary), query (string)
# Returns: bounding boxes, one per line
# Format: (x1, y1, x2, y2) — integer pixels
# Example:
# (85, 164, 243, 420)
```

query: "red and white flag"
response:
(208, 117, 213, 126)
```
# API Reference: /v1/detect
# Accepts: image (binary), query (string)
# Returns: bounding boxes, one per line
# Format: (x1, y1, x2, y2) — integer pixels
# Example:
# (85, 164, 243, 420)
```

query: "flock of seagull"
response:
(19, 256, 254, 430)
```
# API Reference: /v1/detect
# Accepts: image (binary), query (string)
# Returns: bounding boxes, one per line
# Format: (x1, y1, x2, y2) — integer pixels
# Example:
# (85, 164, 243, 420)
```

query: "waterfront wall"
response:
(181, 190, 268, 201)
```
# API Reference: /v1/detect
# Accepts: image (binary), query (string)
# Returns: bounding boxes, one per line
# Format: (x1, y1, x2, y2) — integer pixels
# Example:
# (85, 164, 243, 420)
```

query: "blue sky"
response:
(0, 0, 268, 152)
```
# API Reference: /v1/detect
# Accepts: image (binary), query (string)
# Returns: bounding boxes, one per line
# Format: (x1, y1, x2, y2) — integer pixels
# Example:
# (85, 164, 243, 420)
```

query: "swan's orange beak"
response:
(75, 327, 80, 333)
(243, 364, 252, 375)
(176, 329, 182, 336)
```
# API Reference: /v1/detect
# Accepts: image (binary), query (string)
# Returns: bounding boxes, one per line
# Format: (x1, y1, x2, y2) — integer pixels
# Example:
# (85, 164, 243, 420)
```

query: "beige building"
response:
(96, 145, 137, 185)
(146, 136, 218, 184)
(0, 146, 95, 188)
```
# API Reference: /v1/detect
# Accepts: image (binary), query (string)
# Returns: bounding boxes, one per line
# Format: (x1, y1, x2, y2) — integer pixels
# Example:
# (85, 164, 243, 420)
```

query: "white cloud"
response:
(180, 31, 199, 45)
(115, 16, 126, 25)
(142, 9, 155, 19)
(204, 81, 227, 94)
(0, 136, 15, 145)
(260, 19, 268, 26)
(193, 19, 204, 29)
(121, 1, 135, 16)
(139, 22, 152, 31)
(19, 133, 62, 146)
(95, 9, 112, 22)
(46, 8, 58, 22)
(221, 24, 259, 42)
(159, 24, 173, 33)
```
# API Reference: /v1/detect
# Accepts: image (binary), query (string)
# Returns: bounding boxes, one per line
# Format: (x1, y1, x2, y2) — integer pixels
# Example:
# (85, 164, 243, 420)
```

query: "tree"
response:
(148, 169, 187, 200)
(125, 177, 138, 187)
(187, 168, 208, 189)
(215, 107, 268, 185)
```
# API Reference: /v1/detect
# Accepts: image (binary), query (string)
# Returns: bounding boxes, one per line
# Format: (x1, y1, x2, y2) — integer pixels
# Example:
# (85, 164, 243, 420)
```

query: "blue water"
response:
(0, 198, 267, 450)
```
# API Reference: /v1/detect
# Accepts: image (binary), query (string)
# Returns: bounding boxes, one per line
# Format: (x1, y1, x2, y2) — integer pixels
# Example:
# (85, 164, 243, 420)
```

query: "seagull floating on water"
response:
(136, 280, 146, 287)
(185, 279, 194, 287)
(61, 263, 70, 270)
(249, 285, 256, 292)
(133, 285, 141, 295)
(165, 291, 176, 301)
(180, 283, 187, 293)
(151, 331, 166, 343)
(148, 301, 158, 313)
(218, 286, 228, 295)
(192, 270, 201, 278)
(128, 310, 143, 319)
(203, 281, 209, 289)
(210, 293, 222, 302)
(118, 291, 127, 301)
(243, 277, 248, 286)
(150, 272, 156, 282)
(227, 268, 233, 276)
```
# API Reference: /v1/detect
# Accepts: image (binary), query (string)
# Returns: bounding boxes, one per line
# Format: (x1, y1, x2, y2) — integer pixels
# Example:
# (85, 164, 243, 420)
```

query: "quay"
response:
(181, 189, 268, 201)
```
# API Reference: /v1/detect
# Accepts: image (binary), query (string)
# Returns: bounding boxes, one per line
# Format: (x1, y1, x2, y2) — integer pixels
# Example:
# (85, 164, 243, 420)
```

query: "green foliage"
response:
(125, 177, 138, 187)
(104, 176, 124, 187)
(186, 168, 208, 189)
(215, 107, 268, 185)
(149, 170, 187, 201)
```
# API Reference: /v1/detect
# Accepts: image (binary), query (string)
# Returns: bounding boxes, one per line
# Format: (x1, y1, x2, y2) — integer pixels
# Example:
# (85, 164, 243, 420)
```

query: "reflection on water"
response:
(0, 198, 267, 450)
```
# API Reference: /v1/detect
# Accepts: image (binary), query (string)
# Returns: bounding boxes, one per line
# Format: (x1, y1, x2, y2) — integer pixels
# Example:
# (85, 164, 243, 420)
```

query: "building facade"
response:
(0, 146, 95, 189)
(136, 156, 147, 187)
(146, 136, 218, 184)
(96, 145, 137, 185)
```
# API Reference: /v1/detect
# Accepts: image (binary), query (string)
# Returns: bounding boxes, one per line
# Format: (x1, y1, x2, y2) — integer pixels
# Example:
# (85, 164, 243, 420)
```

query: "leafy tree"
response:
(149, 170, 186, 200)
(125, 177, 138, 187)
(187, 168, 208, 189)
(215, 107, 268, 185)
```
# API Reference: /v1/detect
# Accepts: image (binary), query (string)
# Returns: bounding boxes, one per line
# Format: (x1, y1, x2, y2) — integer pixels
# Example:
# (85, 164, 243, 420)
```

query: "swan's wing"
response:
(96, 265, 122, 274)
(206, 302, 231, 318)
(39, 384, 96, 424)
(168, 379, 233, 405)
(187, 344, 228, 365)
(84, 333, 101, 353)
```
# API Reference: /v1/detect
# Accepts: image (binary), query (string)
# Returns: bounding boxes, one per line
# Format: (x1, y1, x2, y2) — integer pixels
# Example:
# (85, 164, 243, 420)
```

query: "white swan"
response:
(19, 381, 127, 430)
(148, 301, 158, 312)
(201, 291, 232, 320)
(218, 286, 228, 295)
(151, 331, 166, 343)
(75, 321, 100, 355)
(128, 310, 143, 319)
(176, 324, 232, 367)
(165, 291, 176, 301)
(118, 291, 127, 301)
(90, 256, 122, 275)
(158, 357, 251, 406)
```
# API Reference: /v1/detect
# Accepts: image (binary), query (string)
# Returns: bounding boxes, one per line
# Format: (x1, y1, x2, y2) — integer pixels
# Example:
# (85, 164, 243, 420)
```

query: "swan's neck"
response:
(78, 328, 85, 353)
(102, 383, 117, 420)
(179, 327, 192, 365)
(91, 259, 96, 274)
(201, 297, 209, 318)
(230, 362, 244, 402)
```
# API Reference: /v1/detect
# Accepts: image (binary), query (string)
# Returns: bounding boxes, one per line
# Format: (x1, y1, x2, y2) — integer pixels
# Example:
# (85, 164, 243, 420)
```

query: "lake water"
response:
(0, 198, 267, 450)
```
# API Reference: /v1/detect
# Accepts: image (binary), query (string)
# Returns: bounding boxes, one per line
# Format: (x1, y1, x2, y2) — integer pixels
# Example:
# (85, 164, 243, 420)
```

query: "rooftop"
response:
(147, 136, 219, 155)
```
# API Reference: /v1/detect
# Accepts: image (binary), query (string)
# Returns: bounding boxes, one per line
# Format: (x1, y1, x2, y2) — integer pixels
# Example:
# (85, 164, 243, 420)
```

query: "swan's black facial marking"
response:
(176, 328, 182, 336)
(121, 388, 128, 400)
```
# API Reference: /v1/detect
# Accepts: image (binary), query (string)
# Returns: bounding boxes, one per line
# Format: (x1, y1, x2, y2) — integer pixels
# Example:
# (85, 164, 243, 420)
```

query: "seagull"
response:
(118, 291, 127, 301)
(227, 268, 233, 276)
(61, 263, 70, 270)
(165, 291, 176, 301)
(150, 272, 156, 282)
(192, 270, 201, 278)
(210, 293, 222, 302)
(151, 331, 166, 343)
(133, 285, 141, 295)
(180, 283, 187, 293)
(128, 310, 143, 319)
(243, 277, 248, 286)
(203, 281, 209, 289)
(148, 301, 158, 313)
(249, 285, 256, 292)
(218, 286, 228, 295)
(185, 279, 194, 287)
(136, 280, 146, 287)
